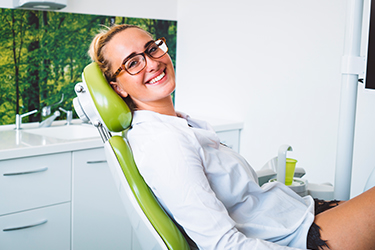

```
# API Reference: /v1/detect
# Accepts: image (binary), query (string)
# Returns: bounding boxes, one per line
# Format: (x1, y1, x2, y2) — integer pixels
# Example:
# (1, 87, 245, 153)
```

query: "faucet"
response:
(276, 144, 293, 184)
(39, 110, 60, 128)
(38, 93, 65, 128)
(15, 109, 38, 130)
(59, 107, 73, 125)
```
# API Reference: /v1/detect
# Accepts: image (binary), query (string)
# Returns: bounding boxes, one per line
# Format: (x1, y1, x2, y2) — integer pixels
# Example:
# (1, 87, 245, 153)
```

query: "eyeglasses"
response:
(111, 37, 168, 80)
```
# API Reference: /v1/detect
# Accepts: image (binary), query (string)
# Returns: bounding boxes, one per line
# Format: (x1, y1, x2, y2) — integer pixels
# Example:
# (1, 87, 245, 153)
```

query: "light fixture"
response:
(13, 0, 67, 10)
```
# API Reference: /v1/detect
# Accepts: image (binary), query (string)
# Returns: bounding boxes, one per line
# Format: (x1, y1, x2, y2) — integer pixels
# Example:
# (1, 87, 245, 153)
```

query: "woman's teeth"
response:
(149, 72, 165, 84)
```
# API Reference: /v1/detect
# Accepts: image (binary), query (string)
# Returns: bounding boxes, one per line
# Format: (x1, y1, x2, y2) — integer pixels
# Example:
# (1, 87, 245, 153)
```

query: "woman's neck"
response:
(135, 96, 176, 116)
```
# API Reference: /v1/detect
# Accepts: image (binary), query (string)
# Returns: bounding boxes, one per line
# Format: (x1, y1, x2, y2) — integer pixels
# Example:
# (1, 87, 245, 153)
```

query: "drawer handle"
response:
(87, 160, 107, 164)
(3, 219, 48, 232)
(3, 167, 48, 176)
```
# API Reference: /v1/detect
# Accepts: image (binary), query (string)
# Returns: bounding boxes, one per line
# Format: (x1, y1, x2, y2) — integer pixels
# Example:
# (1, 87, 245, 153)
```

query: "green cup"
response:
(285, 158, 297, 186)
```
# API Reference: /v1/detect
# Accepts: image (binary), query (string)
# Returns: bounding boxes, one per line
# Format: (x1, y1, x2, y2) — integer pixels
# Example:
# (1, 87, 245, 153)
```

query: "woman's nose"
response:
(144, 55, 160, 72)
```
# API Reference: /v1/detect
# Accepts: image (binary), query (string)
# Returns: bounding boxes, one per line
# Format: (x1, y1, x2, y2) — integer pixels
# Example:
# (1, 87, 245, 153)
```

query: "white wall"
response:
(175, 0, 375, 198)
(1, 0, 375, 198)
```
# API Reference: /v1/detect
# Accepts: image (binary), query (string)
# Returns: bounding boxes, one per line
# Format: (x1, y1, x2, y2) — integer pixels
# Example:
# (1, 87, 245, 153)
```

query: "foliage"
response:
(0, 8, 177, 125)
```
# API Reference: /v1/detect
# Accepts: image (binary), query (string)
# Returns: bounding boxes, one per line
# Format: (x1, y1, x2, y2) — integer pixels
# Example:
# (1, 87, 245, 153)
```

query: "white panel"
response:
(0, 152, 71, 215)
(175, 0, 355, 193)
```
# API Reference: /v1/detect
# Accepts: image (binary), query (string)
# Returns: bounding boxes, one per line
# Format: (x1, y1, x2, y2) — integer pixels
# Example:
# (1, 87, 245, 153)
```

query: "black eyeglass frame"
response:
(110, 37, 168, 81)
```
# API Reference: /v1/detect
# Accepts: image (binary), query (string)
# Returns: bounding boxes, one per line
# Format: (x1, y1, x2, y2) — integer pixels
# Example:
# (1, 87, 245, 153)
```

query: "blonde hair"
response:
(88, 24, 145, 81)
(88, 24, 150, 111)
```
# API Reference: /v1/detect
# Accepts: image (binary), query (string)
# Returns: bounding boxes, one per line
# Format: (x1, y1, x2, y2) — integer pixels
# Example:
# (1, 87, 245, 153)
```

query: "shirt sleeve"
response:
(131, 128, 307, 250)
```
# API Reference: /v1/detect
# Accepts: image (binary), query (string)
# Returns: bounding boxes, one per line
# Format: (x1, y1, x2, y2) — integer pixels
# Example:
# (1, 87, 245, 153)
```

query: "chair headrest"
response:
(73, 62, 132, 132)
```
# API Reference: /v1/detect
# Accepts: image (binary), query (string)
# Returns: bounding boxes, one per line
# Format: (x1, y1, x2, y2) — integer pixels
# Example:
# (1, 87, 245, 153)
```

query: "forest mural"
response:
(0, 8, 177, 125)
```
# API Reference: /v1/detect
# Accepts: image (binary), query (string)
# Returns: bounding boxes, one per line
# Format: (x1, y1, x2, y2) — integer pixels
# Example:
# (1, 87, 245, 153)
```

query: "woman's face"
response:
(106, 28, 176, 111)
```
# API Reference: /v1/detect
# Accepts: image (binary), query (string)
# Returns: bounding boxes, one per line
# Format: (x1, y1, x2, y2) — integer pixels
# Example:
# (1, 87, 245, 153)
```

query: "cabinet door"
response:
(0, 202, 70, 250)
(72, 148, 132, 250)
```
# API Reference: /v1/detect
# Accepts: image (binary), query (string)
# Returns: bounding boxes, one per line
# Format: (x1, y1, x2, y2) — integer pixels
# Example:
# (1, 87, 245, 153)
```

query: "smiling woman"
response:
(89, 24, 176, 116)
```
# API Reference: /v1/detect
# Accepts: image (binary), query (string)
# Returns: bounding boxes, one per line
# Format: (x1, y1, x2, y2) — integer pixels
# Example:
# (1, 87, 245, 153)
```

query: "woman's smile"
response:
(147, 70, 166, 85)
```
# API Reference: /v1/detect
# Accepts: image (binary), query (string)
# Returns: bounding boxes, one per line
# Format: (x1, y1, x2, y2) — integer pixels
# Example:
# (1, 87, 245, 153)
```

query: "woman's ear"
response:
(110, 81, 128, 98)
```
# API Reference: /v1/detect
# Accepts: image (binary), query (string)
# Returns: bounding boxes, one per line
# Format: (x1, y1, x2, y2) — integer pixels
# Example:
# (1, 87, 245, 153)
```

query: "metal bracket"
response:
(341, 55, 366, 75)
(93, 121, 111, 143)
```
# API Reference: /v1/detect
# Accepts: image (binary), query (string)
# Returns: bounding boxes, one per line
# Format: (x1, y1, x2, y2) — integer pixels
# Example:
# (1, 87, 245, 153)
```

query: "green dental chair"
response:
(73, 62, 191, 250)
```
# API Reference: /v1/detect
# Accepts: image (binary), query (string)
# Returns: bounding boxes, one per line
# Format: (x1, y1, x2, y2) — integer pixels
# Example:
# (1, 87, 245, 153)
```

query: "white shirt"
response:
(127, 110, 314, 250)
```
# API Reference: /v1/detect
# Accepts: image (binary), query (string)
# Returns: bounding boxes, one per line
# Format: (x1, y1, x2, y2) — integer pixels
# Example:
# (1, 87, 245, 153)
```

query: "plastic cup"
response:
(285, 158, 297, 186)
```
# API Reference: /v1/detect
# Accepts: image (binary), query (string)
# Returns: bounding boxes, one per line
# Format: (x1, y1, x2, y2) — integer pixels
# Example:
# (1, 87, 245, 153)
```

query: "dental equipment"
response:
(276, 144, 293, 184)
(258, 145, 334, 199)
(73, 62, 190, 250)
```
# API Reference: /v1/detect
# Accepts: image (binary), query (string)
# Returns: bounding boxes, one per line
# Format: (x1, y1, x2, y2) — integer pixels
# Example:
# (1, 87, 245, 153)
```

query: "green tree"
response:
(23, 10, 41, 122)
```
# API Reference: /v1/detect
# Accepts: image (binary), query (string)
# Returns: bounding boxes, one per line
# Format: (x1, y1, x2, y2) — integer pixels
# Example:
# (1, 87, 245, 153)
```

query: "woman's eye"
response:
(148, 45, 159, 55)
(127, 59, 140, 69)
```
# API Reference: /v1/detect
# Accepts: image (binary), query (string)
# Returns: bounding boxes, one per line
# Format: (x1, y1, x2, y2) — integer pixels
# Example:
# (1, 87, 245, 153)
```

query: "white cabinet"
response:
(0, 153, 71, 250)
(0, 203, 71, 250)
(0, 147, 140, 250)
(72, 147, 138, 250)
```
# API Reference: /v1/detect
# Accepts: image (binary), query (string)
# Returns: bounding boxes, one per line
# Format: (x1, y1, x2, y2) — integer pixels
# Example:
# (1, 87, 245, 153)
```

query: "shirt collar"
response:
(131, 110, 215, 132)
(132, 110, 189, 127)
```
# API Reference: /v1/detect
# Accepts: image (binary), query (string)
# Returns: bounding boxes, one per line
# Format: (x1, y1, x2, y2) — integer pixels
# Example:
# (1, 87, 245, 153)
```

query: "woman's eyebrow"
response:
(121, 40, 155, 63)
(122, 52, 137, 63)
(144, 40, 154, 49)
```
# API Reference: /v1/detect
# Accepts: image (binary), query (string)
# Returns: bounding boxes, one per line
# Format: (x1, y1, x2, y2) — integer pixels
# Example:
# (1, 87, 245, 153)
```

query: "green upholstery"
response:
(83, 62, 190, 250)
(83, 63, 132, 132)
(110, 136, 190, 250)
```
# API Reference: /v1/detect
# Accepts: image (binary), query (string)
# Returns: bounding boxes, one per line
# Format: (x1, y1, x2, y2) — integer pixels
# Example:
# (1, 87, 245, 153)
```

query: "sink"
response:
(24, 125, 100, 140)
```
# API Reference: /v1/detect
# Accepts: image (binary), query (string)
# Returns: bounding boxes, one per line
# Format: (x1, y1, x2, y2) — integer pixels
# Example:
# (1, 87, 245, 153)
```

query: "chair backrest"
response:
(73, 62, 190, 250)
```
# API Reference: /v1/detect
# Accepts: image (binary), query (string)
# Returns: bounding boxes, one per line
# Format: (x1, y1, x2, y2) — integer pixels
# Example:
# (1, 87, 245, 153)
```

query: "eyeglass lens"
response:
(125, 39, 168, 75)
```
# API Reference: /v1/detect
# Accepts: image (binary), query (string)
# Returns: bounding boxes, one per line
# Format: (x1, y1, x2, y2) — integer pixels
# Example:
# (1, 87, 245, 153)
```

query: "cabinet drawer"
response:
(0, 153, 71, 215)
(0, 202, 70, 250)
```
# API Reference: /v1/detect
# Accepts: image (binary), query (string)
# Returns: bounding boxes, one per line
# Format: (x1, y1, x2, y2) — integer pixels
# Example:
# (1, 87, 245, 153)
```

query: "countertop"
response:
(0, 117, 243, 161)
(0, 120, 102, 160)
